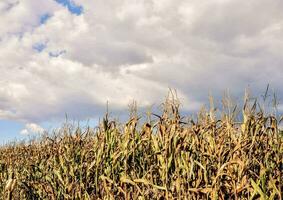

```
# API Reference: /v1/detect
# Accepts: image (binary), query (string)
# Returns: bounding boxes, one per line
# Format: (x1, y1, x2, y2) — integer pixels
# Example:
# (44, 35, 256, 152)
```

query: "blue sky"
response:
(0, 0, 283, 144)
(55, 0, 83, 15)
(0, 120, 25, 144)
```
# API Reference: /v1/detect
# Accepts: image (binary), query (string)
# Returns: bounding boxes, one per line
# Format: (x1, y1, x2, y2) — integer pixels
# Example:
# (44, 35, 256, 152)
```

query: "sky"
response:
(0, 0, 283, 143)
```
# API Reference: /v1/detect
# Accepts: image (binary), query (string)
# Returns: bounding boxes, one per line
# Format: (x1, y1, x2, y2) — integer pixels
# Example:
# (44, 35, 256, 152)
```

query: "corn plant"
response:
(0, 92, 282, 199)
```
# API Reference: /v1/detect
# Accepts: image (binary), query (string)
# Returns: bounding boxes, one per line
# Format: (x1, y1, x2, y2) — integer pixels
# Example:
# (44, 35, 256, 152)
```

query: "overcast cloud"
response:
(0, 0, 282, 126)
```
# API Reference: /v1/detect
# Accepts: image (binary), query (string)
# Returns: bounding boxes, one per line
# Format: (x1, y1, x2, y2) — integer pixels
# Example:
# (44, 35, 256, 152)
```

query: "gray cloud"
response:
(191, 0, 283, 41)
(0, 0, 282, 125)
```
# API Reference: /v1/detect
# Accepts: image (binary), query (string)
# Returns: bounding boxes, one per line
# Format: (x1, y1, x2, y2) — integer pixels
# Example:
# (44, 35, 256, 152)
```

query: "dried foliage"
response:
(0, 92, 282, 199)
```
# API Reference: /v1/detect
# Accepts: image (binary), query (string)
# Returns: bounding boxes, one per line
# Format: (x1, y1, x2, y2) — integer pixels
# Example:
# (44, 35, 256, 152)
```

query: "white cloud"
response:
(0, 0, 60, 37)
(0, 0, 282, 125)
(20, 123, 45, 135)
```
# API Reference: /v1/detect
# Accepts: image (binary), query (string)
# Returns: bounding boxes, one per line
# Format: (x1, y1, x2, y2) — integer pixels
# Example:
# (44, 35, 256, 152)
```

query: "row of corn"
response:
(0, 94, 282, 199)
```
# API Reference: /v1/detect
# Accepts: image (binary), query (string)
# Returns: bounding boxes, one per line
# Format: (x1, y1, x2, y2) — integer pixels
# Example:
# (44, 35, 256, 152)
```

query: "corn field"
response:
(0, 93, 282, 199)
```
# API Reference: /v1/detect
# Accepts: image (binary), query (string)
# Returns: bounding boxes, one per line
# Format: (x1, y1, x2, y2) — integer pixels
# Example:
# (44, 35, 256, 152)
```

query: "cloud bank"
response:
(20, 123, 45, 135)
(0, 0, 282, 125)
